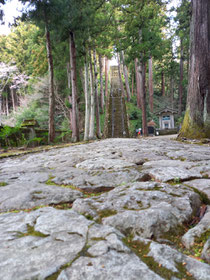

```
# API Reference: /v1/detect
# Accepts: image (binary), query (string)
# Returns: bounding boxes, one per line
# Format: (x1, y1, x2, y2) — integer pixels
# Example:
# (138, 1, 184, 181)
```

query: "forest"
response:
(0, 0, 209, 145)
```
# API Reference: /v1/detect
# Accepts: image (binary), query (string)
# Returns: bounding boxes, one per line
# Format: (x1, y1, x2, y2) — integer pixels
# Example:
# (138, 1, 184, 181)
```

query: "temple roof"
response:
(155, 108, 178, 116)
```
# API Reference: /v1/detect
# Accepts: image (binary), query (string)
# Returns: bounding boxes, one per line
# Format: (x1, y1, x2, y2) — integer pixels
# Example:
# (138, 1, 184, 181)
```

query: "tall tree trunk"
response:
(178, 38, 184, 115)
(135, 58, 141, 108)
(131, 72, 134, 96)
(117, 53, 125, 97)
(0, 92, 2, 116)
(99, 54, 104, 113)
(105, 56, 109, 98)
(6, 93, 9, 116)
(148, 57, 154, 113)
(121, 51, 131, 102)
(137, 59, 148, 136)
(170, 76, 174, 108)
(179, 0, 210, 139)
(67, 63, 73, 131)
(10, 88, 16, 112)
(137, 29, 147, 135)
(79, 67, 85, 94)
(69, 31, 79, 142)
(93, 50, 101, 138)
(89, 51, 95, 139)
(84, 60, 90, 141)
(161, 70, 165, 97)
(45, 21, 55, 143)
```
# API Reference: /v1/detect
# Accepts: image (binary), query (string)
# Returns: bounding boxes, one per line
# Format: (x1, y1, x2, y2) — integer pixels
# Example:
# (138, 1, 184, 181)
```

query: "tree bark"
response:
(45, 21, 55, 143)
(105, 56, 109, 98)
(93, 50, 101, 138)
(179, 0, 210, 139)
(69, 31, 80, 142)
(6, 93, 9, 116)
(137, 59, 148, 136)
(84, 60, 90, 141)
(89, 51, 95, 140)
(10, 88, 17, 112)
(99, 54, 104, 113)
(148, 57, 154, 113)
(67, 63, 73, 131)
(161, 70, 165, 97)
(131, 72, 134, 96)
(121, 51, 131, 102)
(0, 91, 2, 116)
(79, 67, 85, 95)
(135, 58, 141, 108)
(170, 76, 174, 108)
(178, 38, 184, 115)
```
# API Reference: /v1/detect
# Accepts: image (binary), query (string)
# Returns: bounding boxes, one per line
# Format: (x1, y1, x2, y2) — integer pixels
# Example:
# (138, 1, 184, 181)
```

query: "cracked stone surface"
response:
(0, 182, 83, 212)
(0, 137, 210, 279)
(184, 179, 210, 200)
(182, 206, 210, 249)
(133, 237, 210, 280)
(202, 239, 210, 264)
(0, 208, 91, 280)
(72, 181, 201, 238)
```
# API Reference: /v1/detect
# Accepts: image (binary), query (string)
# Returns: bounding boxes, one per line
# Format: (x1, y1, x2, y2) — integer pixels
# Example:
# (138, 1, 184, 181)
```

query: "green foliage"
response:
(0, 126, 26, 147)
(0, 21, 47, 76)
(15, 100, 49, 129)
(126, 99, 142, 136)
(54, 129, 72, 143)
(26, 136, 48, 147)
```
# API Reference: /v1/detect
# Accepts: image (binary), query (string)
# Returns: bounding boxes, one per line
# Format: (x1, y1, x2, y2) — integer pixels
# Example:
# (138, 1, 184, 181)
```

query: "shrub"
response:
(0, 126, 26, 147)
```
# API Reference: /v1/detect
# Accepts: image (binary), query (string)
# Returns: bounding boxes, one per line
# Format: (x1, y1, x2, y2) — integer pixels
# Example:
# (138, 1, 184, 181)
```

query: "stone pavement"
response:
(0, 137, 210, 279)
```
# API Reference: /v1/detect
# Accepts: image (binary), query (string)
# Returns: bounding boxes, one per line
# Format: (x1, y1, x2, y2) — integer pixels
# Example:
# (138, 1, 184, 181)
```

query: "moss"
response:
(17, 224, 49, 238)
(46, 241, 93, 280)
(180, 230, 210, 262)
(90, 237, 106, 241)
(184, 184, 210, 205)
(96, 209, 117, 223)
(21, 119, 39, 127)
(179, 157, 186, 162)
(136, 186, 162, 191)
(159, 225, 209, 263)
(170, 156, 186, 161)
(159, 225, 188, 247)
(201, 173, 209, 179)
(46, 176, 109, 198)
(45, 272, 60, 280)
(193, 230, 210, 257)
(33, 191, 43, 194)
(49, 202, 72, 210)
(45, 177, 56, 185)
(45, 260, 73, 280)
(46, 177, 81, 192)
(0, 182, 8, 187)
(178, 110, 206, 139)
(84, 214, 94, 221)
(0, 205, 46, 215)
(0, 140, 95, 159)
(123, 236, 195, 280)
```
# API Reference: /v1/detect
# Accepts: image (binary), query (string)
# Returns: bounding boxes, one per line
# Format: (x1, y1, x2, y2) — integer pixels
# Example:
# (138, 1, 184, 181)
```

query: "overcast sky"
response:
(0, 0, 181, 35)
